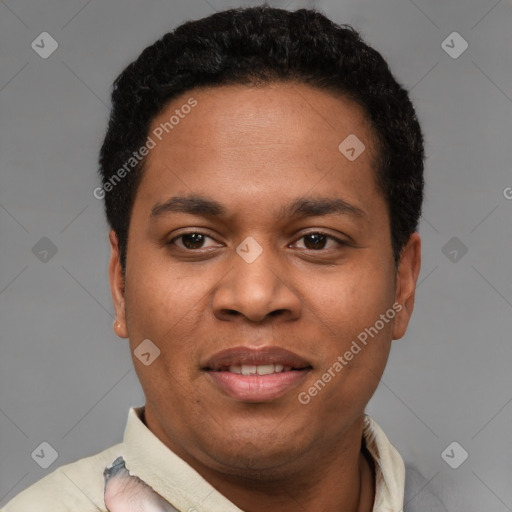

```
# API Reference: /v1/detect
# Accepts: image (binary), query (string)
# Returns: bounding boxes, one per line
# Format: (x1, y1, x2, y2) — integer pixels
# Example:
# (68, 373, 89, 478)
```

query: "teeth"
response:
(241, 365, 257, 376)
(227, 364, 291, 375)
(256, 364, 274, 375)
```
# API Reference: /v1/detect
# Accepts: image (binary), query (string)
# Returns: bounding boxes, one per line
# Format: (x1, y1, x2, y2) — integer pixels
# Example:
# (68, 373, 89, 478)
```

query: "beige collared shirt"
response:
(2, 406, 406, 511)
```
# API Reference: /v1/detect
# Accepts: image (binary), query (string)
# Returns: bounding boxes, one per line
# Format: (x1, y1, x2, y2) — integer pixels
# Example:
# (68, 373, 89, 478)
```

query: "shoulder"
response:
(404, 466, 448, 512)
(2, 443, 124, 512)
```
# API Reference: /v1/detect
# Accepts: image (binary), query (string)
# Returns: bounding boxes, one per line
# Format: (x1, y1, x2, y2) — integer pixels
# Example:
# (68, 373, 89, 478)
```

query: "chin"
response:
(208, 449, 307, 482)
(198, 428, 312, 478)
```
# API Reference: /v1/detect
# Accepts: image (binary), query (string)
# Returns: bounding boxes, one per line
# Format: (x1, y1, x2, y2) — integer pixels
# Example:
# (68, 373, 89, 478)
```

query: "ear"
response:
(392, 232, 421, 340)
(109, 230, 128, 338)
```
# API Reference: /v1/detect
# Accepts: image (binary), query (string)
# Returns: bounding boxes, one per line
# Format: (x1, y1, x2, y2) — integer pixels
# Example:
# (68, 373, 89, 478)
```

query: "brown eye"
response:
(294, 232, 345, 251)
(303, 233, 328, 250)
(180, 233, 206, 249)
(168, 232, 219, 250)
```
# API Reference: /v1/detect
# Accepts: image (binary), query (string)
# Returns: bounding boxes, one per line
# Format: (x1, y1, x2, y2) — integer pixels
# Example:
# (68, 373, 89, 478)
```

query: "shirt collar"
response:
(120, 406, 405, 511)
(362, 415, 405, 511)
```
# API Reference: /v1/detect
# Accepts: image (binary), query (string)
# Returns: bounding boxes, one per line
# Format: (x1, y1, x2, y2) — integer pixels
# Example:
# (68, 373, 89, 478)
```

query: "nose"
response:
(211, 240, 302, 323)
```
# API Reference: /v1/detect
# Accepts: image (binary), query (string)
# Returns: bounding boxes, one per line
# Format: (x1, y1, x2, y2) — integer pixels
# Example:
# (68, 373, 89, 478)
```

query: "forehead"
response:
(135, 82, 382, 219)
(148, 82, 375, 157)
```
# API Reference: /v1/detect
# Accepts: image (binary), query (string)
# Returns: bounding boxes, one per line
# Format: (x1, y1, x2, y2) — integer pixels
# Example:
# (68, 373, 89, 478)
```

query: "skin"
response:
(109, 82, 421, 512)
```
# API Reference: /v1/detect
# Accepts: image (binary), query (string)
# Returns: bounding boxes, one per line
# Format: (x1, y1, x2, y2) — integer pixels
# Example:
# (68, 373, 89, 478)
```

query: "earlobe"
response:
(108, 230, 129, 339)
(392, 232, 421, 340)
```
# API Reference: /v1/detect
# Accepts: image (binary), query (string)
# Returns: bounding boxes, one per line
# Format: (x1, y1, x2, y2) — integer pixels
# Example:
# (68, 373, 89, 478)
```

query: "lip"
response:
(203, 346, 312, 402)
(203, 346, 311, 370)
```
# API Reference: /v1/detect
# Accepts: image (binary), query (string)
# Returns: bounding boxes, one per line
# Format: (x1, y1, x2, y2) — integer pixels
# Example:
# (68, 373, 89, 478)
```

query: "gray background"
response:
(1, 0, 511, 510)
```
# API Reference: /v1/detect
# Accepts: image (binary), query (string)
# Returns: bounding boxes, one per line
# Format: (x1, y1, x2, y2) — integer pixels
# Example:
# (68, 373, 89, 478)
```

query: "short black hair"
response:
(98, 4, 424, 272)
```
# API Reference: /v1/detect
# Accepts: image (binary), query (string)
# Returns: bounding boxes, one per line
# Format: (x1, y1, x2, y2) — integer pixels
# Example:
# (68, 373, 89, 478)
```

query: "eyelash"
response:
(167, 230, 348, 252)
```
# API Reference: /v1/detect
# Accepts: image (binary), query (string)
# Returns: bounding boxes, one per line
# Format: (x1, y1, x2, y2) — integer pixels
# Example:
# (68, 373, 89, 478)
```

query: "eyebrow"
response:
(150, 194, 366, 220)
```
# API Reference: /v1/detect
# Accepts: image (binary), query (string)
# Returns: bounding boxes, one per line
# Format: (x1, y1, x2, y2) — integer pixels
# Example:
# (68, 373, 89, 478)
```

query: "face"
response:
(109, 82, 421, 478)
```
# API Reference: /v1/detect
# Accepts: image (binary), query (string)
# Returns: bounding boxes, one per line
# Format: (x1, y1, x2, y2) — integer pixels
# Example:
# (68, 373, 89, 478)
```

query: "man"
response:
(3, 5, 448, 511)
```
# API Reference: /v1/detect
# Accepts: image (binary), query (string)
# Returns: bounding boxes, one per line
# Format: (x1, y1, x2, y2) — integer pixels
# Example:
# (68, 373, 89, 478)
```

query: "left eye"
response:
(292, 232, 344, 250)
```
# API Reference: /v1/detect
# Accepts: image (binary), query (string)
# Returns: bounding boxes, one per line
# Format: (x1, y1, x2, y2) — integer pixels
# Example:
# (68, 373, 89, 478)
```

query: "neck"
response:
(206, 447, 375, 512)
(145, 410, 376, 512)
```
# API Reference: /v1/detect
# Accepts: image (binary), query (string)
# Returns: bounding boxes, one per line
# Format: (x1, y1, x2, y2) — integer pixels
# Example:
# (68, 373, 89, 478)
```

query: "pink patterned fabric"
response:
(104, 456, 179, 512)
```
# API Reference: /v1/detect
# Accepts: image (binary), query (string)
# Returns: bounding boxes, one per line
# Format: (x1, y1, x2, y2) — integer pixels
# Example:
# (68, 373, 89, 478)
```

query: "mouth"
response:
(203, 346, 313, 402)
(211, 363, 304, 375)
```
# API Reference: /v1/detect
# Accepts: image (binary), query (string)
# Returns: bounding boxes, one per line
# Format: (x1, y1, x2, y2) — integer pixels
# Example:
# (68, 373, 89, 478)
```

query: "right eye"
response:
(167, 231, 221, 251)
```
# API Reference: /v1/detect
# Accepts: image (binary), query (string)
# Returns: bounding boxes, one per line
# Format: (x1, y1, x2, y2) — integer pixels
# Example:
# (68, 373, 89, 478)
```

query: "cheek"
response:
(124, 255, 208, 336)
(304, 261, 395, 393)
(310, 261, 395, 334)
(124, 256, 218, 382)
